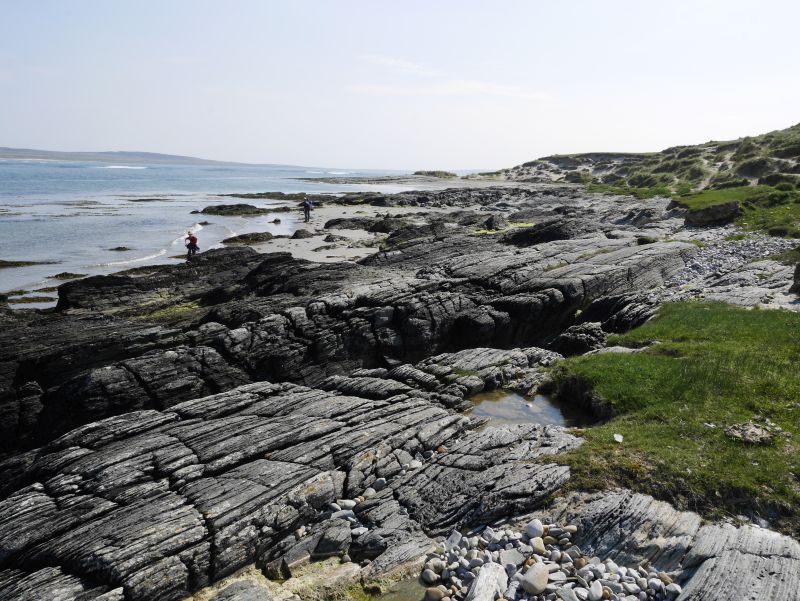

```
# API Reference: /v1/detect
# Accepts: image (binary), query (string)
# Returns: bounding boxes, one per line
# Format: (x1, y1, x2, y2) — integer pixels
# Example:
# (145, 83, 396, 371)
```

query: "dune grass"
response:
(586, 183, 673, 199)
(551, 302, 800, 534)
(674, 185, 772, 210)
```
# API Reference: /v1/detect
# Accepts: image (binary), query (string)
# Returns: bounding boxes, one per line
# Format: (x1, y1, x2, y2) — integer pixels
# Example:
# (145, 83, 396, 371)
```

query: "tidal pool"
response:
(372, 576, 426, 601)
(469, 389, 594, 427)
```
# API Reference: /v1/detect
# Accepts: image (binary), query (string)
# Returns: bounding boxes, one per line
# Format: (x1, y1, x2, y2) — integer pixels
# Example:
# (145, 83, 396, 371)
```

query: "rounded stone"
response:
(421, 569, 439, 585)
(521, 563, 549, 595)
(423, 587, 445, 601)
(525, 519, 545, 539)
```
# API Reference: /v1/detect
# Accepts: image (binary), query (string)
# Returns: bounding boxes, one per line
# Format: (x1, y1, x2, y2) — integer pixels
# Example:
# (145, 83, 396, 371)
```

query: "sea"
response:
(0, 159, 412, 306)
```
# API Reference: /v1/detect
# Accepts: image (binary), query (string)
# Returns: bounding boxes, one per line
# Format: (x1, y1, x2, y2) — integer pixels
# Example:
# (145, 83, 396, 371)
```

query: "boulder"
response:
(199, 204, 279, 216)
(724, 422, 774, 445)
(500, 218, 601, 246)
(324, 217, 379, 230)
(368, 218, 413, 233)
(222, 232, 274, 245)
(549, 322, 607, 356)
(481, 214, 508, 231)
(313, 519, 352, 558)
(684, 201, 740, 226)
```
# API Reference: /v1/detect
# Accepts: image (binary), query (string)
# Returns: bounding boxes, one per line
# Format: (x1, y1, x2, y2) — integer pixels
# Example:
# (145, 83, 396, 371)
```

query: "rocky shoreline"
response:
(0, 183, 798, 601)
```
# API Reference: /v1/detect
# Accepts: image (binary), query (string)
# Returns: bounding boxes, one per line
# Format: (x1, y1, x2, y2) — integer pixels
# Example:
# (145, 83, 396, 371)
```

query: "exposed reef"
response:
(0, 183, 797, 601)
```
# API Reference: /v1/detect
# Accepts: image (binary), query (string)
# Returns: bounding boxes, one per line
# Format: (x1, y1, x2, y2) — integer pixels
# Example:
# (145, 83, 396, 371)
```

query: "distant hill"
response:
(0, 147, 293, 167)
(488, 122, 800, 194)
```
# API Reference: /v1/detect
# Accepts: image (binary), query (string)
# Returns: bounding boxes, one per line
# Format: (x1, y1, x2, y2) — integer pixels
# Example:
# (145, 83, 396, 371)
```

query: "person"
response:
(185, 231, 199, 257)
(302, 197, 313, 223)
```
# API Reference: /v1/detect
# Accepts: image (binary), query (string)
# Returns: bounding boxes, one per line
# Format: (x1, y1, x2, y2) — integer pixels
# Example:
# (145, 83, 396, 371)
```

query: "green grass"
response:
(671, 185, 800, 237)
(551, 302, 800, 534)
(771, 244, 800, 264)
(587, 183, 673, 199)
(674, 185, 772, 210)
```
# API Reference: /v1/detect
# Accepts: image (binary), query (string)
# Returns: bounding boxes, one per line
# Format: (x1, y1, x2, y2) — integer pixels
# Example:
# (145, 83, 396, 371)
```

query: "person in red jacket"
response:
(185, 231, 199, 257)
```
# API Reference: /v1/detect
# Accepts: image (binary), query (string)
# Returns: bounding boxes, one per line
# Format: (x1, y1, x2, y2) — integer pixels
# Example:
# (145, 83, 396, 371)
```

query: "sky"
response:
(1, 0, 799, 170)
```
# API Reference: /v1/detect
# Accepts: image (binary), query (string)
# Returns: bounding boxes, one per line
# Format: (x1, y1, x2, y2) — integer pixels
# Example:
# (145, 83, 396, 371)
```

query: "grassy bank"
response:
(675, 185, 800, 238)
(551, 302, 800, 534)
(588, 181, 800, 239)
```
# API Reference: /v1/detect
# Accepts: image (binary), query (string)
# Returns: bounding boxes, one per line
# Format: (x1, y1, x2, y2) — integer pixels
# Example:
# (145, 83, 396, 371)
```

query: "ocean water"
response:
(0, 159, 411, 302)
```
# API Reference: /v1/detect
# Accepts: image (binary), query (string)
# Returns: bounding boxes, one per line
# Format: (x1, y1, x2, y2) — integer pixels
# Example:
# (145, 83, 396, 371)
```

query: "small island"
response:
(413, 170, 458, 178)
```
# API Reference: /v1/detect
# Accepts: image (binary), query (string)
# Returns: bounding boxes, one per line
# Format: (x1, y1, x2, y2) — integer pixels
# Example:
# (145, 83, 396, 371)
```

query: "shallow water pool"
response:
(372, 576, 425, 601)
(469, 389, 593, 427)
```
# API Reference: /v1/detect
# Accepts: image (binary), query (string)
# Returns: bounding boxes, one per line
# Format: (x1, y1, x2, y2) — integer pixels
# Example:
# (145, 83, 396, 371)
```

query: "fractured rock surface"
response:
(0, 381, 580, 600)
(1, 184, 798, 600)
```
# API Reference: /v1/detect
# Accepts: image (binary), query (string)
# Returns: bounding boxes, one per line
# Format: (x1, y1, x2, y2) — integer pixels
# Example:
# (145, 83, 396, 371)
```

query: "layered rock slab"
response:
(0, 380, 581, 601)
(542, 490, 800, 601)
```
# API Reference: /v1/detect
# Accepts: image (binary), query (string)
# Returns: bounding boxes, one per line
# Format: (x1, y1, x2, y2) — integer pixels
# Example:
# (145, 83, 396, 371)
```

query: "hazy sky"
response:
(1, 1, 799, 169)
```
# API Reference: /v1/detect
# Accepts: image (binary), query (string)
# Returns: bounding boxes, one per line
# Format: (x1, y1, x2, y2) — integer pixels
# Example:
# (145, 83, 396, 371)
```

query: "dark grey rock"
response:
(222, 232, 274, 245)
(199, 204, 278, 216)
(5, 182, 793, 601)
(549, 322, 608, 356)
(324, 217, 379, 230)
(684, 201, 740, 226)
(500, 218, 602, 246)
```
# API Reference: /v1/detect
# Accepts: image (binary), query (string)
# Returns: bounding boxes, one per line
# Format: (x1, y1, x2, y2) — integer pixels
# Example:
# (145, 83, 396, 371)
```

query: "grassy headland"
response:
(490, 123, 800, 239)
(549, 302, 800, 535)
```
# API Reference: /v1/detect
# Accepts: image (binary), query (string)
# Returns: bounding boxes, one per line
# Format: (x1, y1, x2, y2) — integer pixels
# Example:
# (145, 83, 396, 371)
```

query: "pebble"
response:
(427, 558, 446, 573)
(373, 477, 387, 491)
(522, 563, 549, 595)
(422, 520, 686, 601)
(526, 519, 545, 539)
(337, 499, 357, 509)
(422, 569, 440, 585)
(557, 588, 580, 601)
(424, 588, 446, 601)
